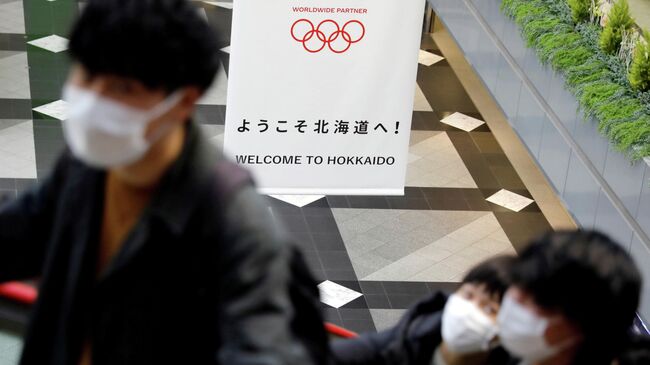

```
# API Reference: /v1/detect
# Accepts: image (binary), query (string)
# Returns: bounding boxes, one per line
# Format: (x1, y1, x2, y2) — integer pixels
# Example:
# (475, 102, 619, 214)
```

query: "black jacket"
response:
(331, 292, 513, 365)
(0, 122, 326, 365)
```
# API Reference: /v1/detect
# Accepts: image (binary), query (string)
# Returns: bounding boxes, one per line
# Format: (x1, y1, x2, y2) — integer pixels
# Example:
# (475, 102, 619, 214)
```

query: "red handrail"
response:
(1, 282, 361, 338)
(0, 282, 37, 305)
(325, 322, 358, 338)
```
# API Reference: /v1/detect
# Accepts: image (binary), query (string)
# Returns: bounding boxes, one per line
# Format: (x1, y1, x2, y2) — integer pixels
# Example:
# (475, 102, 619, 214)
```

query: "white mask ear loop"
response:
(544, 318, 581, 354)
(150, 89, 185, 117)
(143, 90, 186, 143)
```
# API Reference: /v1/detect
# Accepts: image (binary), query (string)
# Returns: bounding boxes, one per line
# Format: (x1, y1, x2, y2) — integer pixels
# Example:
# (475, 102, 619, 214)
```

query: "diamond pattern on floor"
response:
(32, 100, 69, 121)
(418, 50, 445, 66)
(318, 280, 363, 308)
(407, 131, 477, 188)
(27, 35, 69, 53)
(414, 83, 433, 112)
(486, 189, 534, 212)
(270, 195, 325, 208)
(440, 112, 485, 132)
(363, 213, 515, 282)
(333, 208, 489, 279)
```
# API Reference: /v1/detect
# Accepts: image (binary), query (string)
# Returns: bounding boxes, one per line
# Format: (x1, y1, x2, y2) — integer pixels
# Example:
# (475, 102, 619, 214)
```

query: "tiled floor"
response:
(0, 332, 21, 365)
(0, 0, 559, 361)
(407, 131, 476, 188)
(0, 121, 36, 179)
(0, 52, 29, 99)
(0, 0, 25, 35)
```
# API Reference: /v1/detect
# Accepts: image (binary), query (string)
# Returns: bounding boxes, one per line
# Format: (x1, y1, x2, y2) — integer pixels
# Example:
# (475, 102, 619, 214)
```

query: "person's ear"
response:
(181, 86, 202, 108)
(544, 317, 582, 346)
(174, 87, 202, 123)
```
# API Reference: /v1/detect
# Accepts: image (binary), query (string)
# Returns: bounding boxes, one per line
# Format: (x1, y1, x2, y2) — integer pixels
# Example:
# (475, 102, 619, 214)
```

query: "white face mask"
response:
(441, 294, 499, 354)
(62, 84, 183, 168)
(497, 294, 574, 363)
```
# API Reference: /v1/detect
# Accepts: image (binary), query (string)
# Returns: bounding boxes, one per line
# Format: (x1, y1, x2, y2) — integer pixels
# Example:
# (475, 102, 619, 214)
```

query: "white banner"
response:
(224, 0, 425, 195)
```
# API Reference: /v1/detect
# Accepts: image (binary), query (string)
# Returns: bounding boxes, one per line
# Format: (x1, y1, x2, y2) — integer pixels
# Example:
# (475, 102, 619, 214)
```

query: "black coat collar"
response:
(69, 121, 221, 280)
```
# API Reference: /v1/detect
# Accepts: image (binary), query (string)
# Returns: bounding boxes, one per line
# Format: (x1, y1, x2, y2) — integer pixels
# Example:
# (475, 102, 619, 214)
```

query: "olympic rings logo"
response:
(290, 19, 365, 54)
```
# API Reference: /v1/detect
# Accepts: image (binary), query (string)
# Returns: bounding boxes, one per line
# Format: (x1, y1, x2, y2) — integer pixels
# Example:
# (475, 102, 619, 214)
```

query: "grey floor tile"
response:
(369, 309, 407, 331)
(381, 281, 430, 296)
(323, 307, 343, 326)
(311, 233, 346, 251)
(0, 330, 22, 365)
(0, 52, 30, 99)
(364, 294, 391, 309)
(332, 208, 490, 279)
(320, 251, 354, 271)
(0, 1, 25, 34)
(0, 34, 26, 52)
(417, 64, 478, 114)
(339, 308, 373, 321)
(0, 119, 26, 132)
(324, 269, 358, 281)
(0, 100, 31, 119)
(387, 294, 424, 309)
(341, 319, 376, 334)
(305, 215, 340, 233)
(407, 131, 477, 188)
(358, 281, 384, 295)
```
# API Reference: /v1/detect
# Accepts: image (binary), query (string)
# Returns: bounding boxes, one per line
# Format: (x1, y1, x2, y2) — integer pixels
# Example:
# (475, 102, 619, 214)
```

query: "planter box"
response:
(428, 0, 650, 322)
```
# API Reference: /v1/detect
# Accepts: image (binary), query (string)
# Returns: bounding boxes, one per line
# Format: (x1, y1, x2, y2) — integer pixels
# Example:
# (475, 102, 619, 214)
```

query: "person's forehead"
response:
(72, 64, 165, 93)
(74, 65, 142, 84)
(458, 282, 499, 301)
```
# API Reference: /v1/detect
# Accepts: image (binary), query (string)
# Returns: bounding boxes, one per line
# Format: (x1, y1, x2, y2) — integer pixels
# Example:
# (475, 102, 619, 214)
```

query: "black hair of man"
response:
(462, 254, 515, 302)
(512, 230, 642, 365)
(617, 334, 650, 365)
(68, 0, 220, 93)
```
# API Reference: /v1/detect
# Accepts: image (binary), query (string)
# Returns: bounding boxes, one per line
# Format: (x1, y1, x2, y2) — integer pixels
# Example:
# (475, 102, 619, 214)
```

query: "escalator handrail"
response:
(0, 282, 37, 305)
(1, 282, 362, 338)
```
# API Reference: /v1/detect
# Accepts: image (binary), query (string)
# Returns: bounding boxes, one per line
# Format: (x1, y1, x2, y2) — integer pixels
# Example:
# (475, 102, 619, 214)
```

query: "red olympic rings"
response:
(291, 19, 366, 54)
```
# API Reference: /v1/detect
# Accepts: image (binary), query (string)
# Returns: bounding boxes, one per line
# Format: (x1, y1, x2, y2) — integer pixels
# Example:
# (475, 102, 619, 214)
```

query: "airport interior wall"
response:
(428, 0, 650, 323)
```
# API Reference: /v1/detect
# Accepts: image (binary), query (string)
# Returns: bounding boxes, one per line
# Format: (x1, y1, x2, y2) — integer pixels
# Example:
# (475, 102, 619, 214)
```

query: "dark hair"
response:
(512, 230, 642, 365)
(68, 0, 219, 92)
(617, 335, 650, 365)
(462, 255, 515, 302)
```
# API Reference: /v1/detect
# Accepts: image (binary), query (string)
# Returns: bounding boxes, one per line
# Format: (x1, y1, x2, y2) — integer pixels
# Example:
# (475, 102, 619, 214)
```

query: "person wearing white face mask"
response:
(0, 0, 329, 364)
(497, 230, 642, 365)
(330, 255, 517, 365)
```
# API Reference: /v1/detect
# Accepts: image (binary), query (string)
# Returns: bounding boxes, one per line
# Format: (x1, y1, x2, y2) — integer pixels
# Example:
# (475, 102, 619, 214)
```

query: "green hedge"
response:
(629, 31, 650, 91)
(501, 0, 650, 160)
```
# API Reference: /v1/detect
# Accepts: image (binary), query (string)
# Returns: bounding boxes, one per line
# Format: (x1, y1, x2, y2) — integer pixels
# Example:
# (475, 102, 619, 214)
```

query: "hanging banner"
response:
(224, 0, 425, 195)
